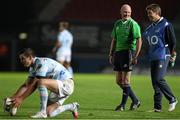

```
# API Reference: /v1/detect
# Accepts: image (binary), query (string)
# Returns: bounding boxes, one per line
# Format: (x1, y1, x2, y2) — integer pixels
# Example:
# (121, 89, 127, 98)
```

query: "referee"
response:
(109, 4, 142, 111)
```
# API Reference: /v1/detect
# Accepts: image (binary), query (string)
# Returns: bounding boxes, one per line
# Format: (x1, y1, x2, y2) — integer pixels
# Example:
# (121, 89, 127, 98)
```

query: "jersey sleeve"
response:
(164, 23, 176, 53)
(132, 22, 141, 39)
(111, 24, 117, 40)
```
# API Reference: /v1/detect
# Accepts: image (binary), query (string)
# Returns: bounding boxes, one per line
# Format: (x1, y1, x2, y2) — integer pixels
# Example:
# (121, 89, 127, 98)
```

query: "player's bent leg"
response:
(48, 102, 79, 118)
(38, 79, 59, 94)
(31, 79, 58, 118)
(48, 79, 77, 118)
(47, 102, 59, 116)
(48, 94, 79, 118)
(30, 111, 47, 118)
(72, 102, 79, 119)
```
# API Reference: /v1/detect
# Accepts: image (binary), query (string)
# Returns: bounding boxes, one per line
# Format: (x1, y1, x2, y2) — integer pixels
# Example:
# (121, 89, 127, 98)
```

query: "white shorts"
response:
(56, 51, 71, 62)
(48, 79, 74, 105)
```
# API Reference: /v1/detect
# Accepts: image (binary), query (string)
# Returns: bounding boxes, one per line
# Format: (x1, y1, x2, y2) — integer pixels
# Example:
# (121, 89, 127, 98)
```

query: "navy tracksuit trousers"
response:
(151, 56, 176, 109)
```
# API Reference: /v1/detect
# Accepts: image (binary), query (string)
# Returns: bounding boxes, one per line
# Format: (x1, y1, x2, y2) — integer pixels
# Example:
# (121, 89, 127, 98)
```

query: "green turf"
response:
(0, 72, 180, 119)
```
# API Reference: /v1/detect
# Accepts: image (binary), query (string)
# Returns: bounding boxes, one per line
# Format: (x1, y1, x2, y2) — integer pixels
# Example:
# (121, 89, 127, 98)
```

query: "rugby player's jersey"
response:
(143, 17, 176, 61)
(111, 18, 141, 51)
(57, 29, 73, 55)
(29, 57, 72, 80)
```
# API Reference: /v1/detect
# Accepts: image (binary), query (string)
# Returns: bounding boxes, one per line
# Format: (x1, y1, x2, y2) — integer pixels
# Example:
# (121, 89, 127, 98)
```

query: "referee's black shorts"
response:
(113, 50, 134, 72)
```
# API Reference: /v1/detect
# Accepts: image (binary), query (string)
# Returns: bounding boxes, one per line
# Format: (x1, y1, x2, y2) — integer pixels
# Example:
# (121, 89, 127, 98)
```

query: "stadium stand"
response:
(57, 0, 179, 23)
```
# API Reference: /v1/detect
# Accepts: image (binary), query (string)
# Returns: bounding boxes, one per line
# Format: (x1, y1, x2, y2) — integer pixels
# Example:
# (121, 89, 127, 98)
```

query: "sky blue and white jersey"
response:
(29, 57, 72, 80)
(57, 29, 73, 55)
(143, 17, 176, 61)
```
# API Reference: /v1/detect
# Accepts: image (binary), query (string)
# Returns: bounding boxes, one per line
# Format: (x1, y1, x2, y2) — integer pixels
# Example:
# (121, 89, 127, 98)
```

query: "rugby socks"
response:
(38, 86, 48, 113)
(129, 86, 138, 103)
(49, 103, 74, 117)
(120, 86, 130, 106)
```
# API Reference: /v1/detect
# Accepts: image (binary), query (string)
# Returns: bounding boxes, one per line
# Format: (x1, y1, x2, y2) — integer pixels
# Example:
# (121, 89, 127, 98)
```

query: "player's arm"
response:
(109, 38, 116, 64)
(52, 39, 62, 53)
(134, 37, 142, 58)
(52, 41, 60, 53)
(131, 37, 142, 65)
(13, 77, 39, 107)
(165, 24, 177, 66)
(131, 23, 142, 65)
(19, 77, 38, 100)
(11, 77, 34, 98)
(165, 24, 176, 54)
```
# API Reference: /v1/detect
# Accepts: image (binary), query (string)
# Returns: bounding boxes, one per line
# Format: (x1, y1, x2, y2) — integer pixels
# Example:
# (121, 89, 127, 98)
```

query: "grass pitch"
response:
(0, 72, 180, 119)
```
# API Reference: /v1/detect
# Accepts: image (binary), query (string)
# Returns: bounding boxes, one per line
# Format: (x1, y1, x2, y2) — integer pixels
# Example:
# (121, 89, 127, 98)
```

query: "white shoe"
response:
(72, 102, 79, 119)
(168, 100, 178, 112)
(30, 111, 47, 118)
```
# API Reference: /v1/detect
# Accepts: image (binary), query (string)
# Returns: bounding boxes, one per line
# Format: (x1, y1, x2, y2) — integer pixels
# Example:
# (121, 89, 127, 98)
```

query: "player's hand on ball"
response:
(12, 97, 23, 107)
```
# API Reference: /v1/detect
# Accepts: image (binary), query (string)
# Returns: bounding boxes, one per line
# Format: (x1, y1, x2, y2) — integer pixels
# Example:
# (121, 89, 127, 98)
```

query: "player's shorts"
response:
(48, 79, 74, 105)
(56, 54, 71, 63)
(56, 51, 71, 62)
(113, 50, 134, 71)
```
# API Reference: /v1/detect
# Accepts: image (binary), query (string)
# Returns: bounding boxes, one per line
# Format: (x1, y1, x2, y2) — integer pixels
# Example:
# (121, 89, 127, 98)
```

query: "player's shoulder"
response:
(62, 29, 70, 34)
(33, 57, 44, 69)
(161, 17, 172, 27)
(115, 19, 121, 23)
(34, 57, 50, 65)
(62, 29, 73, 37)
(161, 17, 168, 22)
(129, 18, 139, 26)
(114, 19, 122, 26)
(34, 57, 41, 65)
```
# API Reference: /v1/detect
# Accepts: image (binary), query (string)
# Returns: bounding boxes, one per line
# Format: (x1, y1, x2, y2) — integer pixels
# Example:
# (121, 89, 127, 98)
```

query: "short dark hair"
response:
(19, 48, 35, 57)
(146, 4, 161, 16)
(59, 21, 69, 29)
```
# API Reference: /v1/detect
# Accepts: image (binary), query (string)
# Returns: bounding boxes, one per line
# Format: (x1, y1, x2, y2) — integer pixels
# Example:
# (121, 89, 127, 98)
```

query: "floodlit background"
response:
(0, 0, 179, 73)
